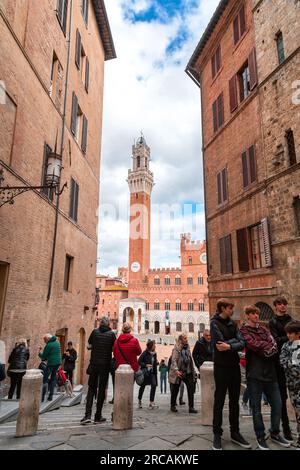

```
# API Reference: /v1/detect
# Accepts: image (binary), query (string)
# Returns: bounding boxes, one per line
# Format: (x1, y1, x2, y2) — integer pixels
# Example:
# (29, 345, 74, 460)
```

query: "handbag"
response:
(117, 341, 144, 386)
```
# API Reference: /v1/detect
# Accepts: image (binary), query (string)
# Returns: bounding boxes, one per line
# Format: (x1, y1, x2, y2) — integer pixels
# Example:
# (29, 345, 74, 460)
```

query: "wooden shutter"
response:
(74, 181, 79, 222)
(233, 15, 239, 45)
(211, 55, 216, 79)
(239, 5, 246, 37)
(219, 237, 226, 274)
(222, 168, 228, 202)
(237, 228, 249, 272)
(217, 172, 222, 205)
(75, 29, 81, 69)
(216, 45, 221, 72)
(71, 92, 78, 136)
(62, 0, 68, 34)
(261, 218, 272, 267)
(70, 178, 75, 219)
(218, 93, 224, 127)
(229, 75, 238, 112)
(81, 115, 88, 153)
(57, 0, 63, 23)
(248, 145, 257, 183)
(225, 235, 233, 273)
(85, 0, 89, 25)
(213, 100, 218, 133)
(85, 58, 90, 91)
(242, 151, 249, 188)
(249, 48, 258, 90)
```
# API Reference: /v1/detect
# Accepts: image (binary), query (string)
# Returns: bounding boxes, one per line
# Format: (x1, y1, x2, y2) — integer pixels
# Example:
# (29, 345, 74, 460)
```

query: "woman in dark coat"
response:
(62, 341, 77, 385)
(138, 340, 158, 409)
(7, 339, 30, 399)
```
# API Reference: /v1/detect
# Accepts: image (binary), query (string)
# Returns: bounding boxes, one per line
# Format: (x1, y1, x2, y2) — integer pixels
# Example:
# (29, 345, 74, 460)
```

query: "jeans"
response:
(275, 362, 290, 433)
(171, 374, 195, 409)
(42, 365, 60, 400)
(85, 367, 110, 419)
(213, 365, 241, 436)
(138, 373, 157, 402)
(160, 375, 167, 393)
(248, 379, 282, 439)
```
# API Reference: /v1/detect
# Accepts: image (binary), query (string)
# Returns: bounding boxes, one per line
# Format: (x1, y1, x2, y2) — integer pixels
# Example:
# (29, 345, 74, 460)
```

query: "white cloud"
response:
(99, 0, 220, 276)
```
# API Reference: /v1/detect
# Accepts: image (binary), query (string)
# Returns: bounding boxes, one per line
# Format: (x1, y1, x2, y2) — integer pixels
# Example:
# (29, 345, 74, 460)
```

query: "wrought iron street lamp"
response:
(0, 151, 67, 208)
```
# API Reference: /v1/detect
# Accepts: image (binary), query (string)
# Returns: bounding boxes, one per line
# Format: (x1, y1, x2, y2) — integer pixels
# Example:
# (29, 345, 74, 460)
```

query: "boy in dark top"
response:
(210, 299, 250, 450)
(269, 296, 294, 442)
(241, 305, 291, 450)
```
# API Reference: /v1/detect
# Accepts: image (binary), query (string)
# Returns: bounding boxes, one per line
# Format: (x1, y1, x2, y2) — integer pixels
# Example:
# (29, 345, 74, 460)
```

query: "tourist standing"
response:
(39, 334, 61, 402)
(7, 339, 30, 399)
(159, 359, 168, 394)
(62, 341, 77, 385)
(138, 340, 158, 409)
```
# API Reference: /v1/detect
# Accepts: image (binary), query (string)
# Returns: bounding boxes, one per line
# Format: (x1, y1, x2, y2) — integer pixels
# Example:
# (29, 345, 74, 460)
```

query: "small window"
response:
(82, 0, 89, 25)
(219, 235, 233, 274)
(187, 277, 193, 285)
(165, 302, 170, 311)
(57, 0, 68, 35)
(154, 301, 160, 310)
(188, 301, 194, 311)
(146, 302, 149, 310)
(50, 52, 63, 109)
(217, 168, 228, 206)
(175, 276, 181, 285)
(175, 301, 181, 311)
(64, 255, 74, 291)
(286, 129, 297, 166)
(233, 4, 246, 45)
(242, 145, 257, 188)
(238, 62, 251, 102)
(199, 302, 205, 312)
(276, 32, 285, 64)
(293, 197, 300, 236)
(211, 45, 221, 79)
(69, 178, 79, 222)
(154, 276, 160, 286)
(165, 276, 170, 285)
(137, 156, 140, 168)
(198, 276, 204, 285)
(188, 257, 192, 265)
(145, 320, 150, 331)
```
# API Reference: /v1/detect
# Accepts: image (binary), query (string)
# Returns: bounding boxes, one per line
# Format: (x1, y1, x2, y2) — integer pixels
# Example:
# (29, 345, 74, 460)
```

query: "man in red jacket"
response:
(113, 323, 142, 372)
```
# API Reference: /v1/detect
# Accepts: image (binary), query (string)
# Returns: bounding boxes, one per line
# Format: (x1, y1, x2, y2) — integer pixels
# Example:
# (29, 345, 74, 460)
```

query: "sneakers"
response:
(170, 406, 178, 412)
(270, 433, 291, 447)
(80, 416, 92, 425)
(230, 431, 252, 449)
(212, 434, 222, 451)
(94, 416, 106, 424)
(149, 402, 159, 409)
(257, 437, 270, 450)
(189, 408, 198, 414)
(138, 400, 142, 409)
(283, 430, 294, 443)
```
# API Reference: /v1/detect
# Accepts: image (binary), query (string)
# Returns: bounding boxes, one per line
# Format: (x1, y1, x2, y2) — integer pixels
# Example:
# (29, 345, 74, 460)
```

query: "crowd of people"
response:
(0, 294, 299, 451)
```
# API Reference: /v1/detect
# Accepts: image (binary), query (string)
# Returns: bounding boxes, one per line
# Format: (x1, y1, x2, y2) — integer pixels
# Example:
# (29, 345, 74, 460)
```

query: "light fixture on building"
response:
(0, 150, 67, 208)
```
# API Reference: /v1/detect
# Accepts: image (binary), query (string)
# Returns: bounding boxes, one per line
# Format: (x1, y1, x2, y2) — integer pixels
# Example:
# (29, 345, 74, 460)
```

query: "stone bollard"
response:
(199, 361, 215, 426)
(16, 369, 43, 437)
(113, 364, 134, 430)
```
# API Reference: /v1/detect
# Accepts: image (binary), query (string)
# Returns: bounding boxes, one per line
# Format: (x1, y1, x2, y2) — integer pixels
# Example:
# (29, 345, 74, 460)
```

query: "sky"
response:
(98, 0, 220, 276)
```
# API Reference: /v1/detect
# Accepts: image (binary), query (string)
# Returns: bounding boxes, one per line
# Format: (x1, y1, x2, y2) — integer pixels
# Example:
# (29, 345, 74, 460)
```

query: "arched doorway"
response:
(56, 327, 68, 354)
(154, 321, 160, 334)
(123, 307, 135, 330)
(255, 302, 274, 322)
(76, 328, 86, 385)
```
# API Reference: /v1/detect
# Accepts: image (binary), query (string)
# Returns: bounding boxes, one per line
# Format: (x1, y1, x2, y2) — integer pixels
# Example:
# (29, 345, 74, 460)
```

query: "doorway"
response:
(76, 328, 86, 385)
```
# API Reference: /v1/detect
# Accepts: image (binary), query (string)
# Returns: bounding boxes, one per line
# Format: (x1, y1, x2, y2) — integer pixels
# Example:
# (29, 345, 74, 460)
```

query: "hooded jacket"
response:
(280, 340, 300, 391)
(240, 323, 278, 382)
(113, 333, 142, 372)
(39, 336, 61, 367)
(88, 326, 116, 367)
(210, 313, 245, 367)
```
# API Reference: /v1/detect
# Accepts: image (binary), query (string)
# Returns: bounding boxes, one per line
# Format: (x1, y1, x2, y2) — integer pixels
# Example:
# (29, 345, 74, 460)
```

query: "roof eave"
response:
(92, 0, 117, 61)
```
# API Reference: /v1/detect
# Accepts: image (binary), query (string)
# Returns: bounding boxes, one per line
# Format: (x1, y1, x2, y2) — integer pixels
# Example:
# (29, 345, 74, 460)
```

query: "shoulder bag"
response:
(117, 341, 144, 386)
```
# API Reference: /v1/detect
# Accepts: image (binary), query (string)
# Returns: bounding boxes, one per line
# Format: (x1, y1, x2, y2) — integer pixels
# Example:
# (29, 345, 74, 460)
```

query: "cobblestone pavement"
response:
(0, 382, 298, 451)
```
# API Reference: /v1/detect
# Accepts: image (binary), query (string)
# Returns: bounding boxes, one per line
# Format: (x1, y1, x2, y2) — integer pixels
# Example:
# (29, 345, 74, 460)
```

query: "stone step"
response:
(39, 393, 65, 414)
(61, 392, 83, 407)
(0, 399, 19, 424)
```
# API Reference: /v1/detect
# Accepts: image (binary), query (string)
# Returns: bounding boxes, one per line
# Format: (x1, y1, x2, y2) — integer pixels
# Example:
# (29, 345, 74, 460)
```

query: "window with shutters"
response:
(236, 228, 249, 272)
(217, 168, 228, 206)
(286, 129, 297, 166)
(50, 52, 63, 110)
(175, 301, 181, 311)
(293, 197, 300, 236)
(212, 93, 224, 133)
(64, 255, 74, 291)
(229, 75, 238, 113)
(219, 235, 233, 274)
(82, 0, 89, 26)
(57, 0, 68, 35)
(249, 220, 272, 269)
(242, 145, 257, 188)
(233, 4, 246, 45)
(276, 32, 285, 64)
(238, 62, 250, 102)
(41, 143, 55, 202)
(69, 178, 79, 222)
(81, 115, 88, 154)
(211, 45, 222, 80)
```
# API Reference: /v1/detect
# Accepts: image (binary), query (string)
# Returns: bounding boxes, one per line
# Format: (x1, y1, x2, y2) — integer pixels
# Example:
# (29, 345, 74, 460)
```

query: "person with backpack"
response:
(7, 338, 30, 399)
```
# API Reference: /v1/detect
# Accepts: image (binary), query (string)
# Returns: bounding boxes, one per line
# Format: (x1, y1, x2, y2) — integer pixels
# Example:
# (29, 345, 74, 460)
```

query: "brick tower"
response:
(127, 135, 154, 288)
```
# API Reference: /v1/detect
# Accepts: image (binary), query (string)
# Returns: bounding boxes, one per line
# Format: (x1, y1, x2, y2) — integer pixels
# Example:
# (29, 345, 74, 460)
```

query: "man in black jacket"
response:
(192, 330, 213, 371)
(269, 296, 294, 442)
(81, 317, 116, 425)
(210, 299, 251, 450)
